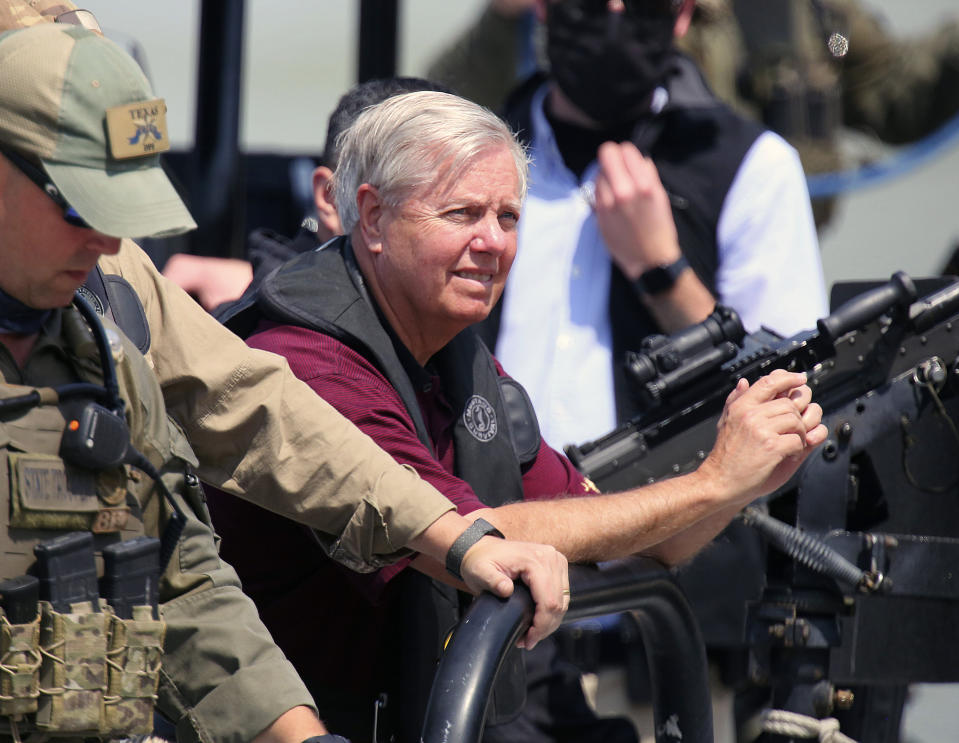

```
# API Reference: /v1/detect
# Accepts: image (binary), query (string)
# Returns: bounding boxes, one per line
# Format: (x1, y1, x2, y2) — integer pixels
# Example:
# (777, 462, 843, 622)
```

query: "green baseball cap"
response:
(0, 23, 196, 238)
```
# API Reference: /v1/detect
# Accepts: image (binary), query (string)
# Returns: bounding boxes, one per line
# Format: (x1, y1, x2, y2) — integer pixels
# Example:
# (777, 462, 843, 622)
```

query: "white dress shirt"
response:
(496, 83, 828, 452)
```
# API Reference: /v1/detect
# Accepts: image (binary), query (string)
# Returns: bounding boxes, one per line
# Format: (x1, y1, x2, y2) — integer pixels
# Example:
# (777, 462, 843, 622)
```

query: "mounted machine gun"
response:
(565, 273, 959, 739)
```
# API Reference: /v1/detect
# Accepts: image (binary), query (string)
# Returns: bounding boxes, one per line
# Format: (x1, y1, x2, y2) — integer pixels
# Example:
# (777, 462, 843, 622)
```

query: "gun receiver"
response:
(566, 272, 922, 492)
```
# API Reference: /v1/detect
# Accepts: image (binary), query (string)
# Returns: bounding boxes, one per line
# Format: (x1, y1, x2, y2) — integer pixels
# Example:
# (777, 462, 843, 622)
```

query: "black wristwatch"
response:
(445, 518, 505, 581)
(634, 254, 690, 295)
(301, 736, 351, 743)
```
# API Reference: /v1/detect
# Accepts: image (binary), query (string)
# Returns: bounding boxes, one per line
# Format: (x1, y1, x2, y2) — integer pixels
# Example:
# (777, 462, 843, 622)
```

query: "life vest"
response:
(221, 234, 543, 737)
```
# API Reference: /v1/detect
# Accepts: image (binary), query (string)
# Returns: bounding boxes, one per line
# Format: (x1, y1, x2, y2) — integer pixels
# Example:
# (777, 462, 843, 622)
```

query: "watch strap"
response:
(445, 518, 505, 581)
(301, 736, 351, 743)
(635, 254, 690, 295)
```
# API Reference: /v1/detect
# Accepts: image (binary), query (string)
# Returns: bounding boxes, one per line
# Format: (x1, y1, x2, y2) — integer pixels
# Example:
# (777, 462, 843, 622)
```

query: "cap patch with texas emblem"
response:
(105, 98, 171, 160)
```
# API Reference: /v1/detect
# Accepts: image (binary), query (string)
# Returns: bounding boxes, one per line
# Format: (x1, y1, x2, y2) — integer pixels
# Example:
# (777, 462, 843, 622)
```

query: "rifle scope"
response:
(626, 304, 745, 388)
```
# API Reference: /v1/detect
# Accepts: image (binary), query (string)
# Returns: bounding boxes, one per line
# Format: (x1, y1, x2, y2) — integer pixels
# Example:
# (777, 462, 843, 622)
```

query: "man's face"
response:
(0, 155, 121, 309)
(542, 0, 686, 126)
(368, 145, 522, 352)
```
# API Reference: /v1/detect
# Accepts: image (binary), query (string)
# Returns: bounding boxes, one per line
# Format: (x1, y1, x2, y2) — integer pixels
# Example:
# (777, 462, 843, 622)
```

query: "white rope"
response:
(760, 709, 859, 743)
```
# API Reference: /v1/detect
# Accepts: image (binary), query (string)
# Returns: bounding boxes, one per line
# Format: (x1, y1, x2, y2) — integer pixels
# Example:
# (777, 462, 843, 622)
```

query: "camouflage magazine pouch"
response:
(0, 612, 41, 717)
(35, 600, 108, 733)
(103, 606, 164, 736)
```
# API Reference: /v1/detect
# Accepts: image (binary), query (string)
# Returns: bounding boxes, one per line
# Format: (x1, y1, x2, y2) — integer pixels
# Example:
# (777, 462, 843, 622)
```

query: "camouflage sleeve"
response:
(837, 0, 959, 144)
(425, 4, 526, 111)
(97, 242, 455, 571)
(0, 0, 77, 34)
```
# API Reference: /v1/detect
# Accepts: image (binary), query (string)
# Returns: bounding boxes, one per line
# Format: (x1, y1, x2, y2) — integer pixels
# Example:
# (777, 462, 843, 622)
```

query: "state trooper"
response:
(0, 21, 356, 743)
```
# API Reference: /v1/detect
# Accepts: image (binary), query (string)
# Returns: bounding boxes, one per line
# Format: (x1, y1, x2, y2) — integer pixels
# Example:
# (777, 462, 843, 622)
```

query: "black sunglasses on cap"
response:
(0, 147, 92, 230)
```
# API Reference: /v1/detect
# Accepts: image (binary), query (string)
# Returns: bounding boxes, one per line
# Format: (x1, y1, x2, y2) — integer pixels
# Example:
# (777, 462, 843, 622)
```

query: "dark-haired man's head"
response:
(323, 76, 455, 169)
(311, 77, 454, 242)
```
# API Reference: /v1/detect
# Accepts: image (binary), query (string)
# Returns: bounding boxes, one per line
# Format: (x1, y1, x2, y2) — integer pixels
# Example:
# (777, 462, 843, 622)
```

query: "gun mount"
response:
(565, 273, 959, 740)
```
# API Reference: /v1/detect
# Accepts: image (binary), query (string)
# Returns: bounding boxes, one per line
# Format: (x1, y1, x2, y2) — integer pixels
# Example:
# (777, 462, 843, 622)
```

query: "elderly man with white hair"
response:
(213, 90, 827, 743)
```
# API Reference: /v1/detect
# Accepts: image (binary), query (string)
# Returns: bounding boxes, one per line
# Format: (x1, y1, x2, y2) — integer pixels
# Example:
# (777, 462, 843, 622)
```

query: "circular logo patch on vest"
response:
(463, 395, 497, 443)
(75, 286, 105, 316)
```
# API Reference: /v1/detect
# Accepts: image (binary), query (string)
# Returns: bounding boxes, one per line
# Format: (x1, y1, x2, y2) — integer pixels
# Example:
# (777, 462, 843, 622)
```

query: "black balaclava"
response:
(546, 1, 677, 126)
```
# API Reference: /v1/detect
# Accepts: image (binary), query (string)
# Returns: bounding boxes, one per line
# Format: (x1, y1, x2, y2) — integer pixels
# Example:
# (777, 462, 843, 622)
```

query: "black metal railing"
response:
(421, 558, 713, 743)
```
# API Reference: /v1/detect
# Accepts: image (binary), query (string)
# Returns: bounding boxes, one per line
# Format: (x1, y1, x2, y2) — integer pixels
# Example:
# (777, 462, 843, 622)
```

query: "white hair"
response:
(332, 91, 529, 234)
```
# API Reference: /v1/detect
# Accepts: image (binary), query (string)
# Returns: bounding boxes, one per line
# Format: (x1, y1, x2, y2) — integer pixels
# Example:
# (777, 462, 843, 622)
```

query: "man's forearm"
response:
(474, 370, 821, 566)
(473, 466, 734, 565)
(637, 268, 717, 334)
(407, 510, 479, 562)
(642, 500, 747, 566)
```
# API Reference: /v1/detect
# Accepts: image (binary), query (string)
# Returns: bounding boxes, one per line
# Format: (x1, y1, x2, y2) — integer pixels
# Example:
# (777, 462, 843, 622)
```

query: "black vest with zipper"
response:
(220, 234, 543, 737)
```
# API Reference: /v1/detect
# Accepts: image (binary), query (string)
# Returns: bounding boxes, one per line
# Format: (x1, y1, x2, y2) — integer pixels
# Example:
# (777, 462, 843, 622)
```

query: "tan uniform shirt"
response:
(98, 241, 454, 571)
(0, 308, 315, 743)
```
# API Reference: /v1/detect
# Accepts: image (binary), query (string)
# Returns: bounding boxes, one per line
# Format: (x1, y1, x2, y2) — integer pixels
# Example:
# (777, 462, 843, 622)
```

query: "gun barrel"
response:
(909, 279, 959, 332)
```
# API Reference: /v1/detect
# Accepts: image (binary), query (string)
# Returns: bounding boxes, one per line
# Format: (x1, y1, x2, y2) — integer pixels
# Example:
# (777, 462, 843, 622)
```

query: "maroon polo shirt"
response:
(206, 320, 590, 697)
